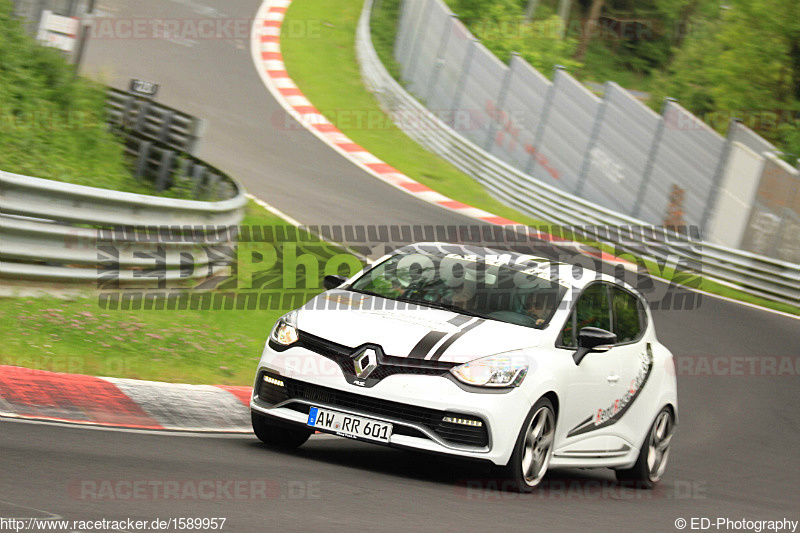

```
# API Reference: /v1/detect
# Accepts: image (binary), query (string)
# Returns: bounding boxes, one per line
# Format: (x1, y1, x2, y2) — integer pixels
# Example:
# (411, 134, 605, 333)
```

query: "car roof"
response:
(393, 242, 636, 294)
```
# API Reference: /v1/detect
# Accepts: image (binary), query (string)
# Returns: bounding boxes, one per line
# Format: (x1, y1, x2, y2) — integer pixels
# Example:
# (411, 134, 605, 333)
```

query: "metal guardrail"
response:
(356, 0, 800, 307)
(105, 90, 237, 201)
(122, 132, 236, 200)
(0, 169, 247, 284)
(106, 88, 205, 154)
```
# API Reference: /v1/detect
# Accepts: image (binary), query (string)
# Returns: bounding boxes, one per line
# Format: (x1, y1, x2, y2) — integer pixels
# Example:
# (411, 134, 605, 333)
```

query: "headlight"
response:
(270, 310, 299, 346)
(450, 354, 528, 387)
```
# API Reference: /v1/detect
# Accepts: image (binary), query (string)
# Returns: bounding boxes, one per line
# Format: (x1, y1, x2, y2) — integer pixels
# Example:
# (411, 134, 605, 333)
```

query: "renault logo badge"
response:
(354, 348, 379, 379)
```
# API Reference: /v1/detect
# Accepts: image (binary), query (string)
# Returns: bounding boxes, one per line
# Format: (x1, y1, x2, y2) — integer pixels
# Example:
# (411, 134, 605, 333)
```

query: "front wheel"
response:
(494, 398, 556, 493)
(616, 407, 674, 489)
(252, 412, 312, 449)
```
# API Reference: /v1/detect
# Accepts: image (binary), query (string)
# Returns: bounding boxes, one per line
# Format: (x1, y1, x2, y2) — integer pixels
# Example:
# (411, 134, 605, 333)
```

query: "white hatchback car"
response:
(251, 243, 678, 491)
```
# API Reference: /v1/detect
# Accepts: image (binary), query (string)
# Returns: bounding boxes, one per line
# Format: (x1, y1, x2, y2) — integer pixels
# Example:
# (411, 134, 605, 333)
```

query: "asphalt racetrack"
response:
(1, 0, 798, 531)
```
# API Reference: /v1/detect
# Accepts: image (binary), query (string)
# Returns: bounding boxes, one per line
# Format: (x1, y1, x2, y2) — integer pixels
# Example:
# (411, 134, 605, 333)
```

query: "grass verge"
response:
(281, 0, 550, 229)
(1, 0, 195, 199)
(0, 200, 359, 384)
(280, 0, 799, 317)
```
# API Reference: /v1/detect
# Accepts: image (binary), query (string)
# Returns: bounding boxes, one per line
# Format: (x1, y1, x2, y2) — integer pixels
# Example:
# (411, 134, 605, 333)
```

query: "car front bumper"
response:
(249, 343, 535, 466)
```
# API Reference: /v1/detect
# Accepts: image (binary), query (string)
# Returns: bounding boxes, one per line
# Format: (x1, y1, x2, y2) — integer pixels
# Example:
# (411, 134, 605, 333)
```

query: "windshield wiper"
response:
(346, 288, 395, 299)
(347, 289, 489, 319)
(395, 298, 489, 319)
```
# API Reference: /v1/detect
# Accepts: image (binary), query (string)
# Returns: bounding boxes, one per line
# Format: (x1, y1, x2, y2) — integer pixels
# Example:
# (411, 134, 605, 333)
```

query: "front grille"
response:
(298, 332, 352, 358)
(257, 371, 488, 448)
(297, 331, 458, 382)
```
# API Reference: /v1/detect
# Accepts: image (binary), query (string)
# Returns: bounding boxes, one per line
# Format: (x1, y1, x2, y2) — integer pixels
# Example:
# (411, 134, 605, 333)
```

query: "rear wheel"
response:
(616, 407, 674, 489)
(252, 412, 312, 449)
(494, 398, 556, 493)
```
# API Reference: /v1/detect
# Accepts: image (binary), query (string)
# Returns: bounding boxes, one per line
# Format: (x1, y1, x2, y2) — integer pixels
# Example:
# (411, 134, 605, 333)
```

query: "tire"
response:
(252, 412, 312, 449)
(615, 407, 674, 489)
(494, 398, 556, 493)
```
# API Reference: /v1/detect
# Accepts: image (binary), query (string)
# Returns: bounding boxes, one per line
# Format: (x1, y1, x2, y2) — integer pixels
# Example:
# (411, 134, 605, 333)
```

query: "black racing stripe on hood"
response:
(447, 315, 471, 328)
(429, 319, 486, 361)
(408, 331, 448, 359)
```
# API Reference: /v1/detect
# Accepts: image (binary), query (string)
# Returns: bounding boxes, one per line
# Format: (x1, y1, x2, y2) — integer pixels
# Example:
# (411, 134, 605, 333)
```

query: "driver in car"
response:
(524, 292, 551, 327)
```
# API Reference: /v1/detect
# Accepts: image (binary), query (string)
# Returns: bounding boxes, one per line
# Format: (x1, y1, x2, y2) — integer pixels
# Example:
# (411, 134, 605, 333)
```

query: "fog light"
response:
(263, 375, 285, 387)
(443, 416, 483, 427)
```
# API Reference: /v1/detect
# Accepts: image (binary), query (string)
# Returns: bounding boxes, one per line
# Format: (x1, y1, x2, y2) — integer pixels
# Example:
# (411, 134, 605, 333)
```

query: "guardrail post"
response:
(574, 81, 610, 195)
(483, 53, 517, 152)
(700, 118, 738, 235)
(451, 39, 478, 116)
(207, 173, 221, 201)
(524, 65, 563, 175)
(72, 20, 91, 78)
(121, 94, 135, 129)
(632, 97, 674, 218)
(134, 140, 152, 181)
(191, 164, 207, 199)
(159, 110, 175, 144)
(174, 156, 191, 189)
(155, 149, 176, 193)
(768, 207, 792, 258)
(404, 0, 435, 83)
(187, 118, 206, 154)
(425, 14, 458, 105)
(135, 98, 151, 134)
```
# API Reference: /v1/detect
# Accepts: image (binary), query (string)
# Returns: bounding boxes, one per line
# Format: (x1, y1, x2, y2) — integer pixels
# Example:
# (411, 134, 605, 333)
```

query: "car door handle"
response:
(607, 374, 620, 383)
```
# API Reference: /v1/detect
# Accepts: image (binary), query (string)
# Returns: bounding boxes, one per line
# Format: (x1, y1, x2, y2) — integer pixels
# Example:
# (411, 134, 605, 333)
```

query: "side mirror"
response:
(573, 327, 617, 365)
(323, 275, 347, 290)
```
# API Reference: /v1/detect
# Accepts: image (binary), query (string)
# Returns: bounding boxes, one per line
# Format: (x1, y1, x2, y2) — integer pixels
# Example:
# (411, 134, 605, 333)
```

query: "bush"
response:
(0, 0, 138, 191)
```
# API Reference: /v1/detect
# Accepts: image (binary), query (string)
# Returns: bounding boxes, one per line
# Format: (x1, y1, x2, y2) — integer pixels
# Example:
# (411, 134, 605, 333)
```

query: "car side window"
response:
(611, 287, 645, 343)
(559, 283, 611, 349)
(575, 283, 611, 332)
(560, 311, 576, 348)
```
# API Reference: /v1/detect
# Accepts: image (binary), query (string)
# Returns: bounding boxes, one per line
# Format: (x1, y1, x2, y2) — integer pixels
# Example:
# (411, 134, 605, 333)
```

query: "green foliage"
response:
(653, 0, 800, 157)
(0, 0, 186, 194)
(450, 0, 581, 75)
(446, 0, 800, 158)
(370, 0, 403, 80)
(595, 0, 690, 74)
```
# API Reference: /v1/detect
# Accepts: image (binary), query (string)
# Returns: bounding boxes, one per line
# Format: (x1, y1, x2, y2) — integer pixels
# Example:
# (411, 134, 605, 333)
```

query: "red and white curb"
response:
(0, 366, 252, 432)
(249, 0, 632, 268)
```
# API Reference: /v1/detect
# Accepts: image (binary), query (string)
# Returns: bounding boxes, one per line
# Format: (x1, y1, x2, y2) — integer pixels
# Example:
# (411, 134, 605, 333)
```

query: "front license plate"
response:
(307, 407, 392, 443)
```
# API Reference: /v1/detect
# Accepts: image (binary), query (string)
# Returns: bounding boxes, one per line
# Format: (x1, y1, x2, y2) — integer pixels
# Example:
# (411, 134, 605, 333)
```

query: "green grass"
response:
(0, 0, 193, 199)
(0, 201, 363, 384)
(640, 258, 800, 316)
(281, 0, 550, 229)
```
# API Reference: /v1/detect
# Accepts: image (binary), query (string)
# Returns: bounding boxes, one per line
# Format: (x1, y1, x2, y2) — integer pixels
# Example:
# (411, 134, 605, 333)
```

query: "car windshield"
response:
(348, 252, 567, 329)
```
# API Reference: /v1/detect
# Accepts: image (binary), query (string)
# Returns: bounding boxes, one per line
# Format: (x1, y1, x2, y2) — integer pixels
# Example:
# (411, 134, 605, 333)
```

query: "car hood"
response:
(295, 290, 543, 364)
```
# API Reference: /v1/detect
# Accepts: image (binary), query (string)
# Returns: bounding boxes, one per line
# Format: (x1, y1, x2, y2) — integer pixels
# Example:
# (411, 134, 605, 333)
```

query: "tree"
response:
(573, 0, 603, 62)
(655, 0, 800, 157)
